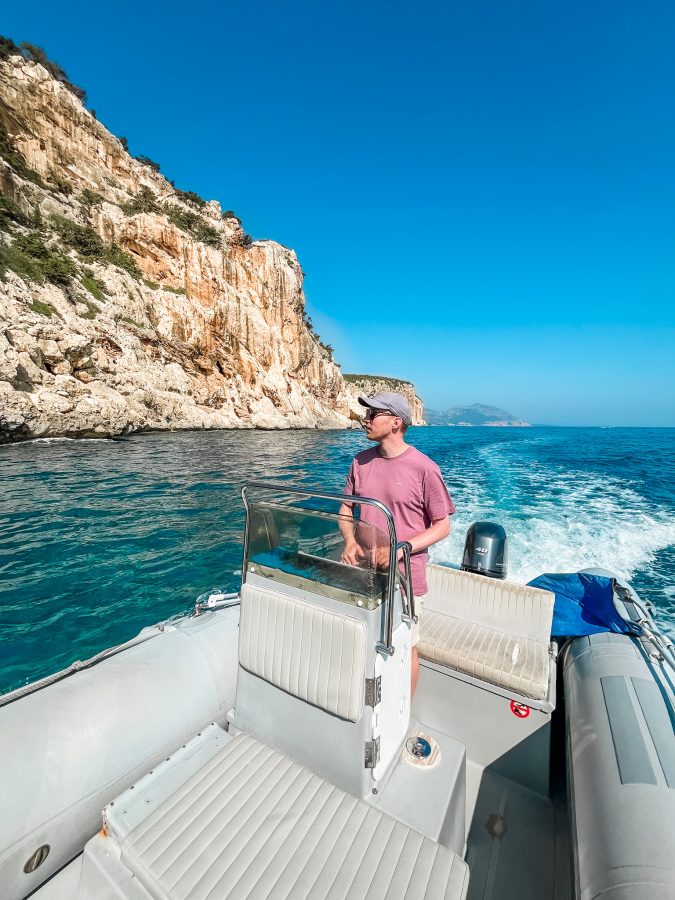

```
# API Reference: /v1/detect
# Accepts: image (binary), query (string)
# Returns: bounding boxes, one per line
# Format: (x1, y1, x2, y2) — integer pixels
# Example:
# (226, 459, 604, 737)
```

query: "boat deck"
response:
(32, 712, 570, 900)
(76, 725, 470, 899)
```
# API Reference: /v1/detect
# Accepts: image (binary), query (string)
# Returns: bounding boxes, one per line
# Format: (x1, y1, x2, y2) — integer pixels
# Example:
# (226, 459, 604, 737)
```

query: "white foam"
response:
(431, 458, 675, 588)
(6, 437, 80, 448)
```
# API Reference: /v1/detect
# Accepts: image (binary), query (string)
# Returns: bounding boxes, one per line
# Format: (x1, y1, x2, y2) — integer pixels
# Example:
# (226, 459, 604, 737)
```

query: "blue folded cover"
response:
(527, 572, 641, 638)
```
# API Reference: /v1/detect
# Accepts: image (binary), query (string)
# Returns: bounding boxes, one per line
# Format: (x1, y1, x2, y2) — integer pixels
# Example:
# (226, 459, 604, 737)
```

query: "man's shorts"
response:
(411, 593, 426, 647)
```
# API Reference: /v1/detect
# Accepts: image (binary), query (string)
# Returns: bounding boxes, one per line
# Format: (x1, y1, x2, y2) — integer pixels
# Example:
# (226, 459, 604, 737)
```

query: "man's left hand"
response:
(373, 545, 406, 568)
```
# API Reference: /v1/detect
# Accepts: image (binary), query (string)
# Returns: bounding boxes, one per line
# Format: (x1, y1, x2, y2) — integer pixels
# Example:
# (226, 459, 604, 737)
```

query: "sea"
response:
(1, 426, 674, 696)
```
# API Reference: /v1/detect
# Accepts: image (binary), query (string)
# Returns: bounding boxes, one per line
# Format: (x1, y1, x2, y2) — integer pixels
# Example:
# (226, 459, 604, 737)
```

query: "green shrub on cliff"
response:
(79, 189, 104, 210)
(176, 189, 207, 208)
(0, 194, 33, 230)
(13, 232, 52, 261)
(0, 35, 19, 62)
(343, 374, 411, 391)
(166, 204, 220, 246)
(19, 42, 87, 104)
(103, 243, 141, 278)
(81, 271, 106, 301)
(121, 186, 159, 216)
(121, 190, 220, 247)
(119, 315, 145, 329)
(14, 233, 76, 283)
(143, 277, 185, 296)
(29, 299, 57, 317)
(49, 213, 140, 278)
(228, 230, 253, 248)
(135, 155, 161, 173)
(0, 241, 45, 283)
(40, 252, 76, 284)
(79, 297, 100, 319)
(0, 233, 75, 285)
(50, 214, 105, 258)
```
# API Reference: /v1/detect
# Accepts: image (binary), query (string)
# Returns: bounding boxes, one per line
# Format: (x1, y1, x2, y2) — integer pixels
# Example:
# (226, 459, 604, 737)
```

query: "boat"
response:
(1, 481, 674, 899)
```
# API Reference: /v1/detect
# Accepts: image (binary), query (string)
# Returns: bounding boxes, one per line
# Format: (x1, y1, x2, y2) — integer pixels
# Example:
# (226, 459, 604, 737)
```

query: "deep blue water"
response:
(1, 427, 674, 695)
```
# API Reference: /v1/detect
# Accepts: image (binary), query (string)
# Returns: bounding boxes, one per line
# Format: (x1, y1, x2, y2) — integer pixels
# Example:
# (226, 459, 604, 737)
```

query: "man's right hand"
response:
(341, 541, 365, 566)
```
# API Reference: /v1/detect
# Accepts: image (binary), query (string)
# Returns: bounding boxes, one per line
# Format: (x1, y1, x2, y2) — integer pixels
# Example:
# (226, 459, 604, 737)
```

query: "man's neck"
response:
(377, 434, 409, 458)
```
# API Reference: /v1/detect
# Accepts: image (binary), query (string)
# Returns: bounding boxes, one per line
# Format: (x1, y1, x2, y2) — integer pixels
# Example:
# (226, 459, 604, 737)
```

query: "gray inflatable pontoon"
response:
(1, 483, 673, 900)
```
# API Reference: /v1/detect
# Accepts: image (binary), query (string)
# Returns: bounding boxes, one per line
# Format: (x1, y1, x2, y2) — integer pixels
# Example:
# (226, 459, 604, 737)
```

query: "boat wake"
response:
(432, 450, 675, 594)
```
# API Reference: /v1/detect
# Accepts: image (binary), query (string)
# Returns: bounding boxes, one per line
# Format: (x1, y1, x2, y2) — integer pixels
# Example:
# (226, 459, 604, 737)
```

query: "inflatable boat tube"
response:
(0, 606, 240, 900)
(564, 631, 675, 900)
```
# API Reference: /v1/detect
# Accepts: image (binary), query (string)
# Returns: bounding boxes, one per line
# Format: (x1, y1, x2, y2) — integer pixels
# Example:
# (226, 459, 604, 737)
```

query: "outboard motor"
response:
(461, 521, 508, 580)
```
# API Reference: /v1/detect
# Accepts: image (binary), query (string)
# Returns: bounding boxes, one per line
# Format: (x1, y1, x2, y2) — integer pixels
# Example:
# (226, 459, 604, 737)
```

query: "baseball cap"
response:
(358, 392, 412, 426)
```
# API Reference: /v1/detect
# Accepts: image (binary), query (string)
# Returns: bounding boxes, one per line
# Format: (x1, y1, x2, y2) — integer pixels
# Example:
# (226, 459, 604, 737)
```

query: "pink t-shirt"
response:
(344, 445, 455, 595)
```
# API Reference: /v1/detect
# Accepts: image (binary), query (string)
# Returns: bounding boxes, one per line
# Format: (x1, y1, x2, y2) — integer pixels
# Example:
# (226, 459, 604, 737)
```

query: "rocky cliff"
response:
(0, 45, 422, 442)
(343, 375, 425, 425)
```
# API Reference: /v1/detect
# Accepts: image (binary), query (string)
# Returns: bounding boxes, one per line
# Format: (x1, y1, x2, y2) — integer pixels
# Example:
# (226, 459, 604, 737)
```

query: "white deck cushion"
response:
(239, 583, 368, 722)
(419, 565, 554, 700)
(118, 732, 470, 900)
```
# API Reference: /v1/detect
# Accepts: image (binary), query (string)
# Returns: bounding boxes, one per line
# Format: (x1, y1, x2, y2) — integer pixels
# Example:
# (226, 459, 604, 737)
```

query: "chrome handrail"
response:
(617, 583, 675, 674)
(241, 481, 400, 656)
(397, 542, 416, 624)
(193, 592, 240, 616)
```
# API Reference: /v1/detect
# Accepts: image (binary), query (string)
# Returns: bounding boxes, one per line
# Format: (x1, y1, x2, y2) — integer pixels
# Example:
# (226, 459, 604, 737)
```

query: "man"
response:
(339, 392, 455, 695)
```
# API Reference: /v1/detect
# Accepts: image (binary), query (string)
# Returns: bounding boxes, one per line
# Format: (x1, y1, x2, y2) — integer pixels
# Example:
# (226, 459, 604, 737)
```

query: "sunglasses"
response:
(363, 409, 395, 421)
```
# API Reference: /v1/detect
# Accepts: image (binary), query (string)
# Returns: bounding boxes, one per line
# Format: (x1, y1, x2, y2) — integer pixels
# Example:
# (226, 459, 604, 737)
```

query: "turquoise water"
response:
(1, 427, 674, 695)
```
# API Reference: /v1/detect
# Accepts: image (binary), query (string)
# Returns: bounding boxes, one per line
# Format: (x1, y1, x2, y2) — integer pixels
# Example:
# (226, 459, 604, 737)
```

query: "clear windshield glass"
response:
(246, 501, 392, 609)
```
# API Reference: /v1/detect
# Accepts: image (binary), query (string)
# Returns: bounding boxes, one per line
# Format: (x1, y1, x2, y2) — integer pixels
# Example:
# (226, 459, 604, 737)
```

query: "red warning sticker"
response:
(509, 700, 530, 718)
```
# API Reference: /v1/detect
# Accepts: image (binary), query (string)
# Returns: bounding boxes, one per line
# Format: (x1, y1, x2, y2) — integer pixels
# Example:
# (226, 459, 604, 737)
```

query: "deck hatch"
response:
(601, 675, 657, 785)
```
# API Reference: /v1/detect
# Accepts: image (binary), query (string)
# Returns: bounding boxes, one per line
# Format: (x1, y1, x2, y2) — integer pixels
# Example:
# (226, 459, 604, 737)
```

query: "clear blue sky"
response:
(4, 2, 675, 424)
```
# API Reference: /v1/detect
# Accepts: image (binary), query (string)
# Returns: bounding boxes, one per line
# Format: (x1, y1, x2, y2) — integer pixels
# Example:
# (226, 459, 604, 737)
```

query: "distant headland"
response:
(425, 404, 530, 427)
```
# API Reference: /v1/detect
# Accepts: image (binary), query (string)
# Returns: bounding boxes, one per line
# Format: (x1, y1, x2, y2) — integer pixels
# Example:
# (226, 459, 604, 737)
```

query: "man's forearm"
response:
(407, 517, 451, 554)
(338, 502, 356, 546)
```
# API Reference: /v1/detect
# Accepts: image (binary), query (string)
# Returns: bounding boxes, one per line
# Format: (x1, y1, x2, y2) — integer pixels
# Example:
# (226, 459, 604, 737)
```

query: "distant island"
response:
(425, 404, 531, 427)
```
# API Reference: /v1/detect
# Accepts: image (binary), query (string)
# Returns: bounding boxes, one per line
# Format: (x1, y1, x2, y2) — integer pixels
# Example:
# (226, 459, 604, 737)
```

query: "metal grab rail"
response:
(240, 481, 404, 656)
(398, 545, 416, 625)
(616, 582, 675, 674)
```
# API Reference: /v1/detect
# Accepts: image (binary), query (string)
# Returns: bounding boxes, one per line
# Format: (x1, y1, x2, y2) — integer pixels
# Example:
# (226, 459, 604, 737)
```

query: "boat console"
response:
(231, 491, 414, 796)
(77, 484, 472, 898)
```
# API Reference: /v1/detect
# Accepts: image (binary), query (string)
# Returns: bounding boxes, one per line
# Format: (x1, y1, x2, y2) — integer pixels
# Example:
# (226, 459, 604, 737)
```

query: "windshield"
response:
(245, 501, 391, 609)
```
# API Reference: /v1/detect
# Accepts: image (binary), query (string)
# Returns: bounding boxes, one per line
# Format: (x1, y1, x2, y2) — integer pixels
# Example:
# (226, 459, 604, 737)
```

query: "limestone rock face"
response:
(343, 375, 425, 425)
(0, 53, 420, 442)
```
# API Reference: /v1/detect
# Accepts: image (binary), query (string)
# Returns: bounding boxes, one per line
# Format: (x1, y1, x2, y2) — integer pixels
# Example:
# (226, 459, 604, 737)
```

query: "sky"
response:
(3, 1, 675, 425)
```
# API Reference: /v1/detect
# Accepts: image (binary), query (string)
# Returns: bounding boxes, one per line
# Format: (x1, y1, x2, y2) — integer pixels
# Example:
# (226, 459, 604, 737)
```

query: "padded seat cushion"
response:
(239, 583, 367, 722)
(418, 565, 554, 701)
(117, 732, 470, 899)
(419, 612, 550, 700)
